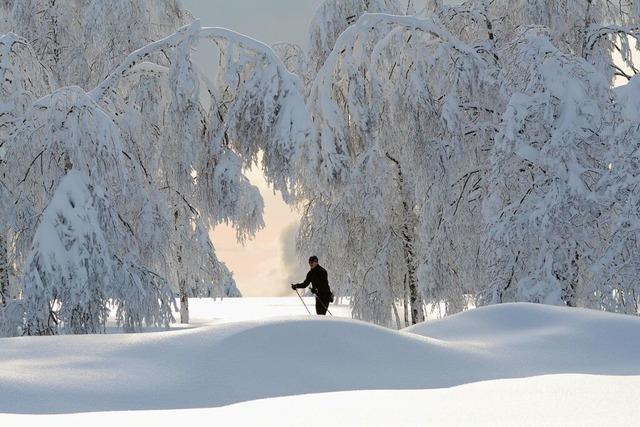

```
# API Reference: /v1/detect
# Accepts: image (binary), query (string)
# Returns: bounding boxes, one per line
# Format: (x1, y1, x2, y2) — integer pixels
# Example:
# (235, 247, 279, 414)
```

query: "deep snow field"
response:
(1, 298, 639, 426)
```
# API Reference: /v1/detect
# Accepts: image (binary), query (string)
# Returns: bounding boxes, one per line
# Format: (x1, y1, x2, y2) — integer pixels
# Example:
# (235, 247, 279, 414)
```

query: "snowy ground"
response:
(1, 299, 639, 426)
(170, 296, 354, 326)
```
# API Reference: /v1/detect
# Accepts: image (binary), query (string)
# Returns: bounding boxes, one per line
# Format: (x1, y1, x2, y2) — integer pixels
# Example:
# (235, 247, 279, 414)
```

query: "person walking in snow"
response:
(291, 256, 333, 315)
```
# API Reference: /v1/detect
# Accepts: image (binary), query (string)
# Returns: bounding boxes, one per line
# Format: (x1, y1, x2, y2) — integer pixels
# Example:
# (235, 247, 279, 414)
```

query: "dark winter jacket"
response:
(294, 265, 331, 298)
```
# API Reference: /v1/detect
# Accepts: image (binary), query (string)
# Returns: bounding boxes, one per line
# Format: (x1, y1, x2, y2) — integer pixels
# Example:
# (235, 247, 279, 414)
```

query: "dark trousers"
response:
(315, 296, 330, 315)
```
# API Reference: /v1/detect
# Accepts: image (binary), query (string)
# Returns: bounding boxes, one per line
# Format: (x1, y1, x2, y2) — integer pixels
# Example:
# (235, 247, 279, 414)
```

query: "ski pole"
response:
(294, 288, 312, 315)
(314, 294, 333, 316)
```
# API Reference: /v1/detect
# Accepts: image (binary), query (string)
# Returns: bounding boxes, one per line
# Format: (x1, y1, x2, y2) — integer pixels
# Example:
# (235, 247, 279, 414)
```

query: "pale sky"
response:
(180, 0, 428, 296)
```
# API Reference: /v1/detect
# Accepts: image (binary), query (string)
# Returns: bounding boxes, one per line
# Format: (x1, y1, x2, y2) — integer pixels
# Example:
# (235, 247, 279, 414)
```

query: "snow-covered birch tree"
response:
(480, 27, 614, 307)
(579, 75, 640, 314)
(443, 0, 640, 83)
(90, 19, 311, 323)
(2, 0, 192, 89)
(5, 0, 640, 334)
(22, 170, 175, 334)
(0, 0, 195, 333)
(0, 32, 52, 334)
(307, 0, 412, 79)
(2, 82, 180, 334)
(296, 5, 500, 325)
(1, 0, 314, 332)
(299, 8, 424, 327)
(298, 0, 640, 320)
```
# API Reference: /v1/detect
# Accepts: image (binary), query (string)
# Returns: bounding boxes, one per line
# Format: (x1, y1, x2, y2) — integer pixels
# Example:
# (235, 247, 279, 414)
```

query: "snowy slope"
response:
(2, 375, 638, 427)
(406, 302, 640, 378)
(1, 302, 639, 424)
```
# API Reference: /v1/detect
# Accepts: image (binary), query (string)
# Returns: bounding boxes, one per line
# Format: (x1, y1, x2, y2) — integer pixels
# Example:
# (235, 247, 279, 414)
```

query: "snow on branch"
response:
(585, 24, 640, 54)
(88, 20, 202, 102)
(0, 32, 52, 137)
(89, 20, 311, 201)
(585, 23, 640, 80)
(89, 20, 307, 117)
(308, 12, 485, 186)
(200, 26, 312, 202)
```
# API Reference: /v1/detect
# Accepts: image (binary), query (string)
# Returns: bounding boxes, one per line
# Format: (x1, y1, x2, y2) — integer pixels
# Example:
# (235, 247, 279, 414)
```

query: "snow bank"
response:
(407, 302, 640, 377)
(1, 302, 638, 416)
(0, 301, 638, 427)
(3, 375, 638, 427)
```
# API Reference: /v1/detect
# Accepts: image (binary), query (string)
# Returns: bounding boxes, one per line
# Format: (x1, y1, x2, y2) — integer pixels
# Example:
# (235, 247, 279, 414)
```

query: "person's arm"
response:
(292, 270, 312, 289)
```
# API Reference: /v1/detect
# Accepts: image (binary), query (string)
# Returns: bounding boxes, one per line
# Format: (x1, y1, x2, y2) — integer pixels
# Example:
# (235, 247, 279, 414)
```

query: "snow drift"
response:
(1, 302, 638, 415)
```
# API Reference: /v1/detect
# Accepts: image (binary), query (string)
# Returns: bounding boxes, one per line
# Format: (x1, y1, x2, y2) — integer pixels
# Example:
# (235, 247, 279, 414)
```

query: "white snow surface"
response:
(1, 301, 639, 426)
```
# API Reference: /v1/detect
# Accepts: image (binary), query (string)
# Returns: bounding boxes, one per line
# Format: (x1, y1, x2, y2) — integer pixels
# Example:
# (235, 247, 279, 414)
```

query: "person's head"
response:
(308, 256, 318, 268)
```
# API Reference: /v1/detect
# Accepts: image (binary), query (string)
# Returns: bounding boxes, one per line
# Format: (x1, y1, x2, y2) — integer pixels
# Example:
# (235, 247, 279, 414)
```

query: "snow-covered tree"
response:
(296, 6, 500, 325)
(90, 19, 311, 322)
(5, 0, 640, 334)
(300, 11, 419, 326)
(0, 1, 191, 332)
(306, 0, 412, 80)
(4, 87, 178, 333)
(441, 0, 640, 83)
(0, 32, 52, 330)
(0, 33, 52, 138)
(0, 0, 312, 332)
(22, 170, 174, 334)
(1, 0, 191, 89)
(580, 75, 640, 314)
(480, 27, 614, 307)
(401, 35, 499, 317)
(298, 0, 640, 321)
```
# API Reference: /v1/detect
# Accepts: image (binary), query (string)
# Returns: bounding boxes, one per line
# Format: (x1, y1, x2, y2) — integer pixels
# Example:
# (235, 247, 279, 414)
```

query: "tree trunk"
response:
(176, 240, 189, 324)
(565, 252, 581, 308)
(179, 279, 189, 324)
(403, 274, 409, 327)
(386, 263, 402, 329)
(386, 153, 424, 324)
(405, 243, 423, 324)
(400, 214, 423, 324)
(174, 208, 190, 324)
(581, 0, 593, 58)
(0, 234, 8, 305)
(391, 300, 402, 330)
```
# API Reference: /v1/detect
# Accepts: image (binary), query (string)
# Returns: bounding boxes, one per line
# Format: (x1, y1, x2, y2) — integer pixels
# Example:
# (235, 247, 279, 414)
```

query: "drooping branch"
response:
(309, 12, 487, 185)
(88, 20, 202, 102)
(89, 20, 305, 103)
(584, 24, 640, 60)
